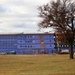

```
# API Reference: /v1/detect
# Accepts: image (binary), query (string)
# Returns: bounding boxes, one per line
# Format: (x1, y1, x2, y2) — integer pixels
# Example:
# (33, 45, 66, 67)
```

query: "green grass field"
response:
(0, 54, 75, 75)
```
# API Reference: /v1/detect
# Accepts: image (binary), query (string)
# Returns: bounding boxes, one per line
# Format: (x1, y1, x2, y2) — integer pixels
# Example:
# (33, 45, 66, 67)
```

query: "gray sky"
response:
(0, 0, 54, 33)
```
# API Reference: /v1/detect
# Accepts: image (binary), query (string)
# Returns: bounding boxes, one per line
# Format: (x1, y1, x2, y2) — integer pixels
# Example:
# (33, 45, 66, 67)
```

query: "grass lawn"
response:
(0, 54, 75, 75)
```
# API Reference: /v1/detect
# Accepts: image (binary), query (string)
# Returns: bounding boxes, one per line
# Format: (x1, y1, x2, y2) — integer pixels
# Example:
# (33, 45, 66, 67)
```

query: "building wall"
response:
(0, 34, 17, 54)
(55, 32, 75, 53)
(0, 33, 55, 54)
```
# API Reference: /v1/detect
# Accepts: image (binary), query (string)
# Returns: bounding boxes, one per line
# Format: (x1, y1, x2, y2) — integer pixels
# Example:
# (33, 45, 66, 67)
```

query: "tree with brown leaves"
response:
(38, 0, 75, 59)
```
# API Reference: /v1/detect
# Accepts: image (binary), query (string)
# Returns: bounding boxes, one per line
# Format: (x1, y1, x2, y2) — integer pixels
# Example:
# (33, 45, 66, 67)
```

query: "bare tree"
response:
(38, 0, 75, 59)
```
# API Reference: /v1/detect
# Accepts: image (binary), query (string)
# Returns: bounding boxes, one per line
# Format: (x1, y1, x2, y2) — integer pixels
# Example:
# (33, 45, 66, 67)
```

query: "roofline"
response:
(0, 32, 54, 35)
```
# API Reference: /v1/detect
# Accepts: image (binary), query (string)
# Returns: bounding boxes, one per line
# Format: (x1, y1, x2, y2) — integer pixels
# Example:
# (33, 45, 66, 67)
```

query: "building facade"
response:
(0, 33, 55, 54)
(55, 32, 75, 53)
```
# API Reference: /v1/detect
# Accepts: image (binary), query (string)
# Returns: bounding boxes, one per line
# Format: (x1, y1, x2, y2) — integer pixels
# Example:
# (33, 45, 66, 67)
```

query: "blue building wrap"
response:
(0, 33, 55, 54)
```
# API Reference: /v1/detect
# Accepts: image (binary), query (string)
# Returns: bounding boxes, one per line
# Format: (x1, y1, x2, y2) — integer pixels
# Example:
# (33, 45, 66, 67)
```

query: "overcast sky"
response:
(0, 0, 54, 33)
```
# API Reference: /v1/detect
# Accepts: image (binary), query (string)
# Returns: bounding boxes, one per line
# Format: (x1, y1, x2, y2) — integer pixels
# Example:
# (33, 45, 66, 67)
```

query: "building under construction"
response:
(0, 33, 75, 54)
(0, 33, 55, 54)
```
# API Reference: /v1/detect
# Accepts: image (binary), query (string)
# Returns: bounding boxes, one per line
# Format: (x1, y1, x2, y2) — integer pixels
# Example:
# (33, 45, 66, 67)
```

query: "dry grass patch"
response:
(0, 54, 75, 75)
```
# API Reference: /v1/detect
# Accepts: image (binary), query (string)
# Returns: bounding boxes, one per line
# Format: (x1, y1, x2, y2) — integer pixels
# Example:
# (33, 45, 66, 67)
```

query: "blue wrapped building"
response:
(0, 33, 55, 54)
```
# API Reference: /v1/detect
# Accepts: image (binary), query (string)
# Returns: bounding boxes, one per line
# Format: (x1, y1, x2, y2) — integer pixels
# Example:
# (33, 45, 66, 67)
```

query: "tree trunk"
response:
(69, 42, 74, 59)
